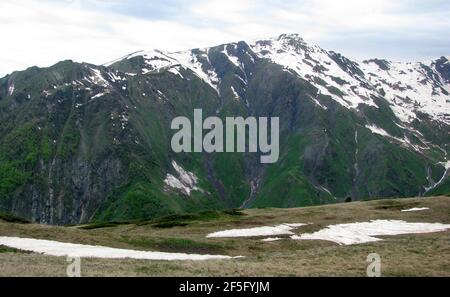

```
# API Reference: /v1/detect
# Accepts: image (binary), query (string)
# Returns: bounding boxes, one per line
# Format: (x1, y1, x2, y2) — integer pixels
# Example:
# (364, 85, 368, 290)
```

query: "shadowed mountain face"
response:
(0, 34, 449, 225)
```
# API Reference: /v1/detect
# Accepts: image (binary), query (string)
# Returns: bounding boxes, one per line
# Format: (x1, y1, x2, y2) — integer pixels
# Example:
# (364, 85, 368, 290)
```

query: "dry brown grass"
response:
(0, 196, 449, 276)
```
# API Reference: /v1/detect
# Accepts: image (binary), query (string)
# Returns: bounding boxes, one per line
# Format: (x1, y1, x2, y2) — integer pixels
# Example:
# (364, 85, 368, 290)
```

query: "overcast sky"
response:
(1, 0, 449, 77)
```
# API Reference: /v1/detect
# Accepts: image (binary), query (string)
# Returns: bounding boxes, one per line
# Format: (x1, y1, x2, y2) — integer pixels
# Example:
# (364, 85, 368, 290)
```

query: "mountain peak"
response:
(277, 33, 305, 41)
(1, 33, 449, 225)
(103, 33, 450, 125)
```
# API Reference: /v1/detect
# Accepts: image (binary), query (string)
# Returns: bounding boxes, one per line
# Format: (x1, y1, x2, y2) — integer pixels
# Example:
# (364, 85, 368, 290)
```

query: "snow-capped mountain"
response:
(109, 34, 450, 124)
(0, 34, 449, 224)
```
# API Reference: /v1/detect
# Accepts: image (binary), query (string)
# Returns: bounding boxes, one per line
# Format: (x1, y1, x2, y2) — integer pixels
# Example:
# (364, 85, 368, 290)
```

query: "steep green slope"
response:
(0, 36, 448, 224)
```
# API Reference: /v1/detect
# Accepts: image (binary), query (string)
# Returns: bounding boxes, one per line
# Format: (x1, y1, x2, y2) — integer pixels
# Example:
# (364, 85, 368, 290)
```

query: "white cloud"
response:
(0, 0, 449, 77)
(189, 0, 259, 23)
(0, 0, 236, 76)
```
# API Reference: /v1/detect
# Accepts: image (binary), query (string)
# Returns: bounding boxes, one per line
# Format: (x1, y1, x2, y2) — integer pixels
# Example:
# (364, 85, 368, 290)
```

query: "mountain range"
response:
(0, 33, 449, 225)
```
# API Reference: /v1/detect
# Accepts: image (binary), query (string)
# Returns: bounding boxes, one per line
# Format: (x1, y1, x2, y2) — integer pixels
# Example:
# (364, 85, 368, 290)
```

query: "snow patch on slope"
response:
(250, 34, 449, 125)
(120, 47, 224, 94)
(107, 71, 125, 82)
(365, 124, 405, 143)
(424, 160, 450, 193)
(91, 92, 108, 100)
(231, 86, 240, 100)
(207, 223, 307, 238)
(361, 59, 450, 124)
(261, 237, 283, 242)
(171, 50, 220, 93)
(111, 34, 449, 125)
(221, 44, 241, 69)
(366, 124, 396, 139)
(250, 34, 377, 110)
(130, 50, 176, 71)
(87, 68, 109, 87)
(291, 220, 450, 245)
(167, 66, 184, 78)
(365, 124, 429, 153)
(401, 207, 429, 212)
(0, 237, 235, 261)
(443, 160, 450, 170)
(164, 161, 202, 196)
(8, 83, 14, 96)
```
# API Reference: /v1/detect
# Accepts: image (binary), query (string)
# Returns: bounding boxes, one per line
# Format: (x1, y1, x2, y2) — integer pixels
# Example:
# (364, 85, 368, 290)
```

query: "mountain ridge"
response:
(0, 33, 448, 225)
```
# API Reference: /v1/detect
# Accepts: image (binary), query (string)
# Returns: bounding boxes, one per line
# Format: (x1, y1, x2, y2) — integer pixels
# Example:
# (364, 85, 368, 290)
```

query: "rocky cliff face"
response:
(0, 34, 449, 224)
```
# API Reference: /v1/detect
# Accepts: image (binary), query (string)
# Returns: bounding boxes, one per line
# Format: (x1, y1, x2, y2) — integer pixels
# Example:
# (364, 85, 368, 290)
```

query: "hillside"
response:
(0, 34, 449, 224)
(0, 196, 449, 276)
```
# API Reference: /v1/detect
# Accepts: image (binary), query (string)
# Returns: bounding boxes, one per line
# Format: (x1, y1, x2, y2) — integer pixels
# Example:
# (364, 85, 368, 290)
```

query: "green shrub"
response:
(78, 221, 132, 230)
(0, 212, 31, 224)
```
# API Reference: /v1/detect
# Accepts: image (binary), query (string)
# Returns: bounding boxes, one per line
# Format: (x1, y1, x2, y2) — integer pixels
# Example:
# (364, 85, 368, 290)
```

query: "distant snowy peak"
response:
(111, 34, 449, 124)
(361, 58, 450, 124)
(250, 34, 378, 110)
(115, 42, 258, 95)
(123, 48, 221, 92)
(250, 34, 449, 124)
(134, 49, 178, 73)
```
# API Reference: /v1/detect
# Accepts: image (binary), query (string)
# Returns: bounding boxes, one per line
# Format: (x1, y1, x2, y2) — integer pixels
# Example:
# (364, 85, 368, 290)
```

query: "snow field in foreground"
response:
(1, 220, 449, 259)
(291, 220, 450, 245)
(207, 220, 450, 245)
(0, 237, 239, 261)
(206, 223, 308, 238)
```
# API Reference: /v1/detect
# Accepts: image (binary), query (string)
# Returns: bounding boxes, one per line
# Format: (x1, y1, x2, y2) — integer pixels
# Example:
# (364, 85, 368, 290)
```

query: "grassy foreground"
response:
(0, 196, 449, 277)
